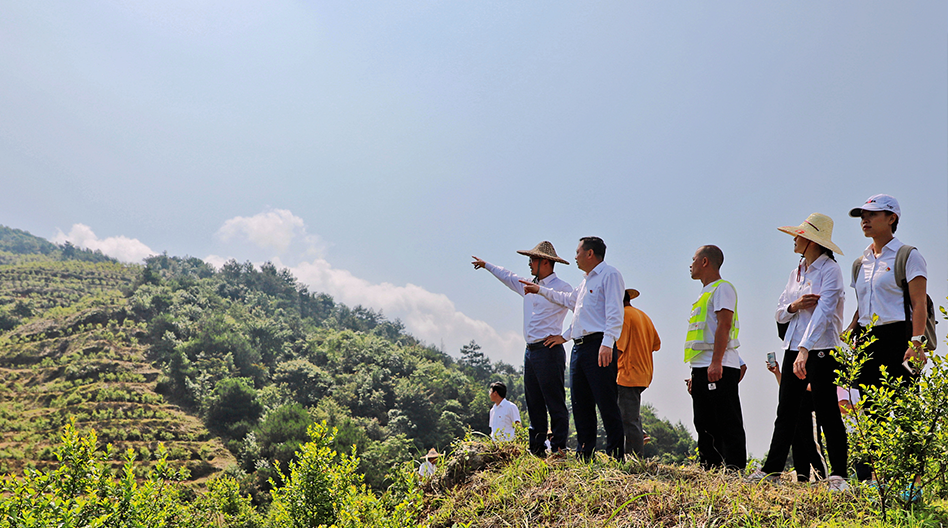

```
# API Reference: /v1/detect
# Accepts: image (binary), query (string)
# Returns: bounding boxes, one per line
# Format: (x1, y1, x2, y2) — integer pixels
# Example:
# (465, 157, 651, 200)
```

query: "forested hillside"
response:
(0, 225, 694, 503)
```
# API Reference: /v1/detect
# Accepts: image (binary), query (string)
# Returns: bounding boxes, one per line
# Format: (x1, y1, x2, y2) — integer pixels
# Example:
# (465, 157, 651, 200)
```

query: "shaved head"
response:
(696, 245, 724, 270)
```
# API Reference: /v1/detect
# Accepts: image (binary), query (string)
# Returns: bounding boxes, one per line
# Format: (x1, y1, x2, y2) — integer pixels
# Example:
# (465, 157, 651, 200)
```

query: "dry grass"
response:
(419, 439, 943, 527)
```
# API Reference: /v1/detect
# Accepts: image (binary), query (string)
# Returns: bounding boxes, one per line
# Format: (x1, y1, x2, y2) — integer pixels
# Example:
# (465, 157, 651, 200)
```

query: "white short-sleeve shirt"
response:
(851, 238, 927, 326)
(489, 398, 521, 441)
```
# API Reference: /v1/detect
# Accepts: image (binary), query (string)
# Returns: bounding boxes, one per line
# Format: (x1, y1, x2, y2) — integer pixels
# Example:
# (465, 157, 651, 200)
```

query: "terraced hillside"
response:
(0, 257, 234, 483)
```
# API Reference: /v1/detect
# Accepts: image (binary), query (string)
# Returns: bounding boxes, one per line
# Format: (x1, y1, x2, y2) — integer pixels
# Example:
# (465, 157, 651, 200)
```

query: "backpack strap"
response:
(894, 245, 914, 288)
(851, 256, 863, 286)
(895, 245, 916, 341)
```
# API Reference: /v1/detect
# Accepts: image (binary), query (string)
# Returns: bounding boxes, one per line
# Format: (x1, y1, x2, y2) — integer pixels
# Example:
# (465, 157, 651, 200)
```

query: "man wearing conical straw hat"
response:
(521, 237, 627, 461)
(472, 241, 573, 457)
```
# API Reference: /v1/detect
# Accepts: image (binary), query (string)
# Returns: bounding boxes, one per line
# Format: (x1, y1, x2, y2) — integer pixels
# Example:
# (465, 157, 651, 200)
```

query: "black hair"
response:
(489, 381, 507, 399)
(579, 236, 606, 260)
(886, 211, 899, 233)
(697, 245, 724, 270)
(819, 245, 837, 262)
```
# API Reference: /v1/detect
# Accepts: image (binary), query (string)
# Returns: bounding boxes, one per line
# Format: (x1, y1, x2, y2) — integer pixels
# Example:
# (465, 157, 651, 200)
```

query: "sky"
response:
(1, 1, 945, 458)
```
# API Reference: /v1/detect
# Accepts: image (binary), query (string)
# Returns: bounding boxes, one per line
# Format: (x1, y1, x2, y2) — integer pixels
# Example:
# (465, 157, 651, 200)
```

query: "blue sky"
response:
(2, 1, 945, 457)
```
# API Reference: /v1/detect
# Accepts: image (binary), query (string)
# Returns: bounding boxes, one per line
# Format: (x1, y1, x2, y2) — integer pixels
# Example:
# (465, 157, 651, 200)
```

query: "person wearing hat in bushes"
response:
(472, 242, 572, 456)
(615, 287, 661, 457)
(418, 448, 442, 479)
(746, 213, 849, 491)
(521, 236, 626, 461)
(685, 245, 746, 471)
(846, 194, 928, 495)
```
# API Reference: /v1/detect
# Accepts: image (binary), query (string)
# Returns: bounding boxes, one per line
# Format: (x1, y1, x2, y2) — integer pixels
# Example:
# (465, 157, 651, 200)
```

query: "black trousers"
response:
(791, 392, 826, 482)
(523, 343, 569, 455)
(853, 321, 917, 481)
(691, 366, 746, 470)
(855, 321, 914, 389)
(570, 335, 624, 460)
(761, 348, 848, 478)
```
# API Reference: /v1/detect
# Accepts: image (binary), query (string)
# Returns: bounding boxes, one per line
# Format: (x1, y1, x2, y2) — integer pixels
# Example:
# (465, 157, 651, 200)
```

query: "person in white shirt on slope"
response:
(489, 381, 521, 442)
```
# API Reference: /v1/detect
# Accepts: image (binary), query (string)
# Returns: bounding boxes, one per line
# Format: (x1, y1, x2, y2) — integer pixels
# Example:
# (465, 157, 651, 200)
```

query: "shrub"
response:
(0, 421, 260, 527)
(835, 307, 948, 520)
(265, 421, 422, 528)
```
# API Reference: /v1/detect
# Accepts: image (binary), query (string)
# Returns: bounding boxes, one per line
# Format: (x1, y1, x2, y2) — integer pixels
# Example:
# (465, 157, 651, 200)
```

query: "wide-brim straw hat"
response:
(516, 241, 569, 265)
(421, 448, 443, 460)
(777, 213, 844, 256)
(625, 288, 640, 301)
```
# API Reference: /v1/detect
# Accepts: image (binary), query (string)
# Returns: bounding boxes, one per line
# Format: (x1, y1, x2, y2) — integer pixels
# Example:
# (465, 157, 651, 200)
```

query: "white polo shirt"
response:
(489, 398, 521, 442)
(851, 238, 927, 326)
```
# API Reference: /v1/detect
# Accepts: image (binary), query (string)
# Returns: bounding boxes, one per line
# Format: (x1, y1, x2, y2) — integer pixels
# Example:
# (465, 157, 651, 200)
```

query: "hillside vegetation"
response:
(0, 225, 695, 502)
(1, 225, 947, 526)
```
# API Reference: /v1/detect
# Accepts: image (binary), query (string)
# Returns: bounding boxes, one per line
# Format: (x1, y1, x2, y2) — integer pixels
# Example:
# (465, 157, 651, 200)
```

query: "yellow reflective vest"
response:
(684, 279, 740, 363)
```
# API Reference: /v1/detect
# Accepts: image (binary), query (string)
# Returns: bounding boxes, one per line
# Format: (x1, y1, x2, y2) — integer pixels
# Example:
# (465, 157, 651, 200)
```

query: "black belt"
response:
(526, 341, 549, 351)
(573, 332, 603, 346)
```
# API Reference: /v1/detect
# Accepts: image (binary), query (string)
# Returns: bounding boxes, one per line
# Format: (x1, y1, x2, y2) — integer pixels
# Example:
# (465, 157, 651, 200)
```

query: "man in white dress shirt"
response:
(522, 236, 626, 460)
(472, 241, 573, 456)
(489, 381, 522, 441)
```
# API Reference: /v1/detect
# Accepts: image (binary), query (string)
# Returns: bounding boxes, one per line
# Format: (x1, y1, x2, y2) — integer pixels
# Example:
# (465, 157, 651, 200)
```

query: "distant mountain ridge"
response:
(0, 225, 115, 264)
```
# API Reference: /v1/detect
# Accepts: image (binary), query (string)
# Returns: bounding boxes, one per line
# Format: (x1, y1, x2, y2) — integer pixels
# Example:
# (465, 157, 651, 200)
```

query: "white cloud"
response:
(275, 256, 525, 365)
(52, 224, 156, 263)
(202, 254, 231, 270)
(216, 209, 325, 255)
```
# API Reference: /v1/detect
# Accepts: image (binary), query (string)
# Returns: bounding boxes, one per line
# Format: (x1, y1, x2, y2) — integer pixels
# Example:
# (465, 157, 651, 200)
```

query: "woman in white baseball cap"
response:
(846, 194, 929, 492)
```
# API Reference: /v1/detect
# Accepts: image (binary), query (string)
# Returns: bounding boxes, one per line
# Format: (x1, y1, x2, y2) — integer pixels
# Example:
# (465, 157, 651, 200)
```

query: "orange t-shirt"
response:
(615, 305, 661, 388)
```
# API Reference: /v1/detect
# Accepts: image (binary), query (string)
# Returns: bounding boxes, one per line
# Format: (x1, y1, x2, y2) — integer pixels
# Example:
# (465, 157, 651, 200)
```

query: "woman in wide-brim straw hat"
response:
(747, 213, 849, 491)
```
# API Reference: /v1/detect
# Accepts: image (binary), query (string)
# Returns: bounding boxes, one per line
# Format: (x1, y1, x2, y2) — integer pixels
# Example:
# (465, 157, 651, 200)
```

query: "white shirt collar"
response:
(587, 261, 607, 277)
(538, 273, 558, 286)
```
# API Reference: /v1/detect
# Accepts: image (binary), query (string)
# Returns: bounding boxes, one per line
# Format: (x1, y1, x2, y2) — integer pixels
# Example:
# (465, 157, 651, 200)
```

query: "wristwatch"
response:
(911, 335, 928, 347)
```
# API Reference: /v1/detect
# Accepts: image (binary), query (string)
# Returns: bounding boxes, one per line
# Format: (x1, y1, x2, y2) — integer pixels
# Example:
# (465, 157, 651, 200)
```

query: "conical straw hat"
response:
(777, 213, 844, 256)
(420, 448, 443, 460)
(516, 241, 569, 265)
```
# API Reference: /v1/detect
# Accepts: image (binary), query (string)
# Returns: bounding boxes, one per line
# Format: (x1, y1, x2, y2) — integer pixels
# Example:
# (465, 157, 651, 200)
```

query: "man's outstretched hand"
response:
(519, 279, 539, 294)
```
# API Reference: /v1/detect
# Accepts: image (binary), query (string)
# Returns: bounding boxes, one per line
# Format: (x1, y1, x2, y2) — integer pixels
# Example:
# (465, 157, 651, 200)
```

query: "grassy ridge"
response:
(419, 435, 946, 527)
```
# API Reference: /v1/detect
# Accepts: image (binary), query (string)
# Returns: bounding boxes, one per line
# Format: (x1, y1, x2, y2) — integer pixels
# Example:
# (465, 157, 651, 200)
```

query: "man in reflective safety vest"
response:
(686, 245, 746, 471)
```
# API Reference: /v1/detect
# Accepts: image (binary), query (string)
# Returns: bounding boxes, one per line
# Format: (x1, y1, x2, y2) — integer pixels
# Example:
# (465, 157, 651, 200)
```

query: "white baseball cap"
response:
(849, 194, 900, 218)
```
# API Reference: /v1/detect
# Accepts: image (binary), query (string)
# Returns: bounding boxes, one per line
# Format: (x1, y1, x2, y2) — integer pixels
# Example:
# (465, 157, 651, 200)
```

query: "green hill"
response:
(0, 225, 695, 502)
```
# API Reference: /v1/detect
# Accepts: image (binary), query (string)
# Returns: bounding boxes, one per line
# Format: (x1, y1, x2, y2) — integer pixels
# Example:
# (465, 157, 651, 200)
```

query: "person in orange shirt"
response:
(615, 288, 661, 457)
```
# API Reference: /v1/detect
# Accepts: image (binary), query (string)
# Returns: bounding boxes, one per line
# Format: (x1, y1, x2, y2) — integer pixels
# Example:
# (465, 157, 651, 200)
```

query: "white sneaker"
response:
(744, 469, 780, 484)
(827, 475, 850, 492)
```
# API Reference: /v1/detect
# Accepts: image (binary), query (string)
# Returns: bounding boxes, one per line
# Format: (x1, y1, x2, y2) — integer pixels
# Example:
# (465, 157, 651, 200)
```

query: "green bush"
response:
(835, 307, 948, 520)
(265, 421, 422, 528)
(0, 421, 260, 527)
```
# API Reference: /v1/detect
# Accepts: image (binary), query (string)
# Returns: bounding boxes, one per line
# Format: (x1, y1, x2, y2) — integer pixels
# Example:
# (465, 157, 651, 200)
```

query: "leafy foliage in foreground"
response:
(0, 420, 423, 528)
(0, 421, 258, 528)
(834, 304, 948, 521)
